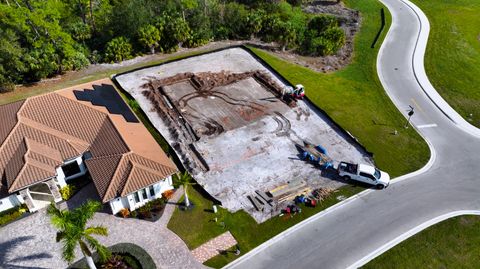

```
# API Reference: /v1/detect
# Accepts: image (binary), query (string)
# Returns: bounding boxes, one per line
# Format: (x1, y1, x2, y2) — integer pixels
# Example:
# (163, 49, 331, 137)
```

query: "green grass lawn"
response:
(168, 0, 431, 267)
(411, 0, 480, 127)
(250, 0, 428, 177)
(168, 184, 363, 268)
(363, 215, 480, 269)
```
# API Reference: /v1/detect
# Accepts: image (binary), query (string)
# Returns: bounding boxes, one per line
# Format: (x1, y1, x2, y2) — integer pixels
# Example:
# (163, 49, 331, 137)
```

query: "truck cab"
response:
(337, 162, 390, 189)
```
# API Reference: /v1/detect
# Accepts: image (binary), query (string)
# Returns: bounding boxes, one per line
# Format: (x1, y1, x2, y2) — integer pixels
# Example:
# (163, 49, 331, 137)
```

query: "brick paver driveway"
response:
(0, 208, 205, 269)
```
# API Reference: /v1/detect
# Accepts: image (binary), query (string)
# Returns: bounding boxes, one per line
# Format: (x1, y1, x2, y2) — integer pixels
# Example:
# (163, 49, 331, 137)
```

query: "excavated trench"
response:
(141, 70, 296, 174)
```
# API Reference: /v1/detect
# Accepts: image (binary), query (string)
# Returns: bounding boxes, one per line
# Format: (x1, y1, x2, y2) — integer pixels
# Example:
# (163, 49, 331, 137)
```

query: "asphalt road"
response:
(226, 0, 480, 268)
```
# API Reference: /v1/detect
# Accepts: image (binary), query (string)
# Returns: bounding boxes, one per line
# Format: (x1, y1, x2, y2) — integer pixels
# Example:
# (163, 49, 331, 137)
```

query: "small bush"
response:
(130, 210, 138, 218)
(119, 208, 130, 218)
(101, 254, 128, 269)
(0, 204, 28, 226)
(162, 189, 175, 200)
(0, 81, 15, 93)
(59, 185, 76, 200)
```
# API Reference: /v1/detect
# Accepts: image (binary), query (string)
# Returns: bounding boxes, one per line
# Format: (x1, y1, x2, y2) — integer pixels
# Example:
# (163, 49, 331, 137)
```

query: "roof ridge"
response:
(20, 117, 90, 151)
(120, 161, 139, 197)
(130, 152, 177, 173)
(24, 138, 62, 164)
(0, 99, 28, 151)
(8, 157, 29, 192)
(103, 116, 131, 153)
(102, 154, 128, 202)
(25, 158, 55, 174)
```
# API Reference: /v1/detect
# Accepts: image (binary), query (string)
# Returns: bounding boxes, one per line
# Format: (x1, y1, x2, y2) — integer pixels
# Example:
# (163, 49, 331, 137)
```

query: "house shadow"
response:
(0, 236, 52, 269)
(73, 84, 139, 123)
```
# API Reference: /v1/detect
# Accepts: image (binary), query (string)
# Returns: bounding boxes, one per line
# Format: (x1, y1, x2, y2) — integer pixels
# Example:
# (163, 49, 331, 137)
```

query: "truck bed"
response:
(338, 162, 358, 174)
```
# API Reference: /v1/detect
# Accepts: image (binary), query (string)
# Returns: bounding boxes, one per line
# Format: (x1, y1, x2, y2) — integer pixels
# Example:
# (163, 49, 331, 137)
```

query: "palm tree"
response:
(177, 171, 196, 208)
(47, 200, 109, 269)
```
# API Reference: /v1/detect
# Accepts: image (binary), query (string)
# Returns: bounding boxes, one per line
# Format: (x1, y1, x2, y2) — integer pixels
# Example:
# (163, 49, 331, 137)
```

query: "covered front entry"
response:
(19, 179, 62, 212)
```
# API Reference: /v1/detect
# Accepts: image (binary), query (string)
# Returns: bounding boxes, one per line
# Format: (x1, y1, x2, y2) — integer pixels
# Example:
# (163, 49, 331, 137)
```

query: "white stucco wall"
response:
(109, 175, 174, 214)
(0, 194, 23, 212)
(56, 156, 87, 188)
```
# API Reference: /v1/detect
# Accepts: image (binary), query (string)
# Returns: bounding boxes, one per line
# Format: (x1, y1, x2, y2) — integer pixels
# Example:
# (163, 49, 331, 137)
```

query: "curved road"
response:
(226, 0, 480, 268)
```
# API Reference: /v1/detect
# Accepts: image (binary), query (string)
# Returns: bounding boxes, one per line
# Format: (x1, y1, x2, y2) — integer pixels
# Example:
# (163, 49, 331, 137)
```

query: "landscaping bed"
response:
(69, 242, 156, 269)
(117, 190, 175, 221)
(0, 204, 29, 227)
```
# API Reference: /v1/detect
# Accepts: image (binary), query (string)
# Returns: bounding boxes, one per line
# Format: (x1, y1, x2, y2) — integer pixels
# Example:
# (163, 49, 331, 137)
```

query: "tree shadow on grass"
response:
(0, 236, 52, 269)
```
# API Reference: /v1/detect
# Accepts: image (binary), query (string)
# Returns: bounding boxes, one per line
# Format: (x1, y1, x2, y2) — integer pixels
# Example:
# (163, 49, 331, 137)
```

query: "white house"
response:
(0, 81, 178, 215)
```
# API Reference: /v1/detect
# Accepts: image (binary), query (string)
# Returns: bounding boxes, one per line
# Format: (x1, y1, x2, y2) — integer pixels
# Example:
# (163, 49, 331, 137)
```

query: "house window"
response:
(62, 161, 81, 178)
(141, 189, 148, 200)
(149, 186, 155, 197)
(134, 192, 140, 203)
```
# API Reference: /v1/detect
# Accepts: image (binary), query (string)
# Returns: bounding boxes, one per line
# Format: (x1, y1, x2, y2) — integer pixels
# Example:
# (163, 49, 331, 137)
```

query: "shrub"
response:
(162, 189, 175, 200)
(104, 37, 133, 63)
(101, 254, 128, 269)
(0, 204, 28, 226)
(0, 81, 15, 93)
(70, 243, 156, 269)
(130, 210, 138, 218)
(60, 185, 76, 201)
(119, 208, 130, 218)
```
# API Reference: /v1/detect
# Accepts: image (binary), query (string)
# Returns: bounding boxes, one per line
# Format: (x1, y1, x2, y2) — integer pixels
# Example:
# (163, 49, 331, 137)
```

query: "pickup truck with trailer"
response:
(337, 162, 390, 189)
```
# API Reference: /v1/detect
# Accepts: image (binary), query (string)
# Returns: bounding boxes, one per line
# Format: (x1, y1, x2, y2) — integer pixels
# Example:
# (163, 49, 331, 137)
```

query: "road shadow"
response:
(73, 84, 138, 123)
(0, 236, 52, 269)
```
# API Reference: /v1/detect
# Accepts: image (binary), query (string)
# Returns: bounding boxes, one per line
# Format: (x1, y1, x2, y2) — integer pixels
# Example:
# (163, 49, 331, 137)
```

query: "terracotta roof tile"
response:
(0, 100, 24, 146)
(89, 118, 129, 158)
(0, 80, 178, 203)
(85, 155, 123, 200)
(19, 94, 107, 143)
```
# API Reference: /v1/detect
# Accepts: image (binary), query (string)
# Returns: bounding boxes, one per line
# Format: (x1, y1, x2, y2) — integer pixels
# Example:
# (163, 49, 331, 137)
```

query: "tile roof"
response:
(0, 80, 178, 201)
(87, 152, 177, 202)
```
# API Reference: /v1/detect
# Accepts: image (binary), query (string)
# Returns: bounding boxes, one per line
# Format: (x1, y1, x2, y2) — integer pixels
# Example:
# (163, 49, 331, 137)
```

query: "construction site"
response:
(115, 47, 372, 223)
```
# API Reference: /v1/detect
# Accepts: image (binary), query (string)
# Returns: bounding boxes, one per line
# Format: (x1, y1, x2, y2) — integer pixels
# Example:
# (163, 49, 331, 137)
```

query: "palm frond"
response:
(47, 202, 68, 229)
(85, 226, 108, 237)
(62, 237, 77, 263)
(72, 200, 102, 227)
(84, 234, 110, 262)
(179, 171, 196, 186)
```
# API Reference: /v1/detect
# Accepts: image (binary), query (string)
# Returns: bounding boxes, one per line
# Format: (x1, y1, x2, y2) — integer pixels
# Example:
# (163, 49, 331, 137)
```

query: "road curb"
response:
(394, 0, 480, 138)
(347, 210, 480, 268)
(223, 146, 436, 269)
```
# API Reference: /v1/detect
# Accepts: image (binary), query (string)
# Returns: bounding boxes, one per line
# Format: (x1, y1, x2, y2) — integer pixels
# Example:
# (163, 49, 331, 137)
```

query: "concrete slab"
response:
(115, 47, 372, 223)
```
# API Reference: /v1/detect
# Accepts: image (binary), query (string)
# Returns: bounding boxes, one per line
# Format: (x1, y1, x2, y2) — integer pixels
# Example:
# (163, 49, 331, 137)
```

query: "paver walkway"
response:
(191, 231, 238, 263)
(0, 185, 206, 269)
(158, 186, 184, 227)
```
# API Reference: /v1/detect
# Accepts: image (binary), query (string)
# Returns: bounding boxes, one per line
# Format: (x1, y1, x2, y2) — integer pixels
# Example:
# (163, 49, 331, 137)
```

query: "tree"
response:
(47, 200, 109, 269)
(163, 15, 191, 49)
(104, 36, 132, 63)
(246, 9, 264, 39)
(177, 171, 196, 208)
(276, 21, 296, 51)
(138, 24, 161, 54)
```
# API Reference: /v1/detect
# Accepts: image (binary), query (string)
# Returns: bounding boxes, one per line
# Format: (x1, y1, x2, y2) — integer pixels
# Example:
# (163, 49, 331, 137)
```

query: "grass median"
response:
(363, 215, 480, 268)
(411, 0, 480, 127)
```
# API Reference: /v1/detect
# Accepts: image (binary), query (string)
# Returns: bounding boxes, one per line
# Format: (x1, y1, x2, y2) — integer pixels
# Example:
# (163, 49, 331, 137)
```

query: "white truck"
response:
(337, 162, 390, 189)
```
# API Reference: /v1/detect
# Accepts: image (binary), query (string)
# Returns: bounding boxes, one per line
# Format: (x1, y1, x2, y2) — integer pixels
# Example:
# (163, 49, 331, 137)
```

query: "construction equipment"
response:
(282, 84, 305, 99)
(298, 141, 333, 169)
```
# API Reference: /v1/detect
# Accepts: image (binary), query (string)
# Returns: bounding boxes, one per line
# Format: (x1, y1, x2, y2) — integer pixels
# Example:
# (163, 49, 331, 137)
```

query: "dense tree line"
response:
(0, 0, 345, 92)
